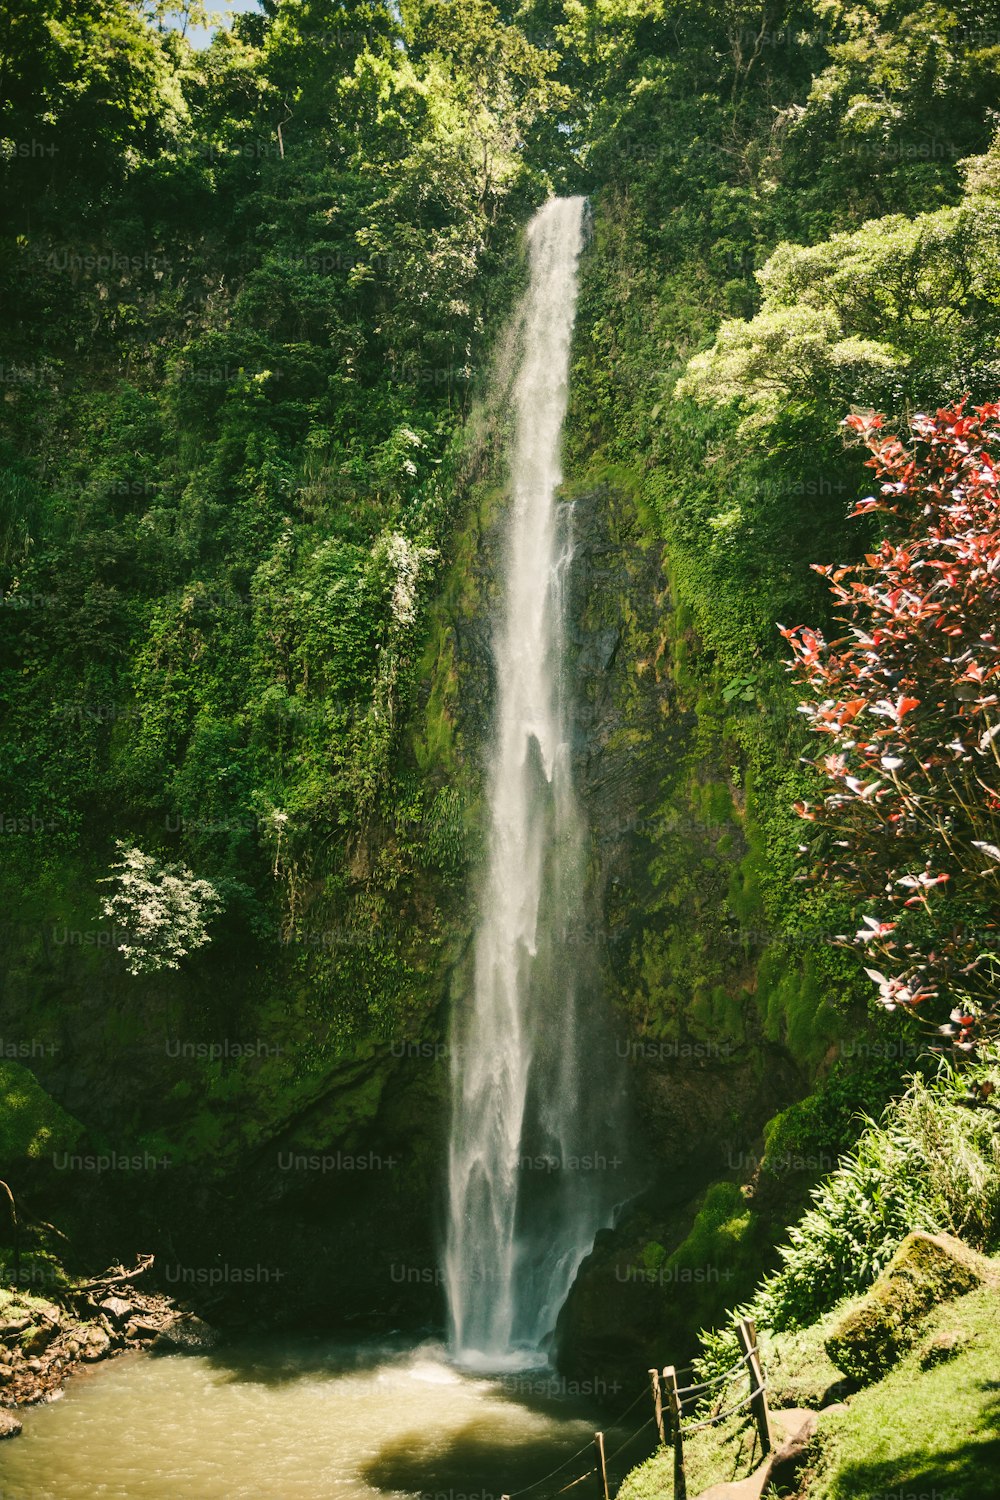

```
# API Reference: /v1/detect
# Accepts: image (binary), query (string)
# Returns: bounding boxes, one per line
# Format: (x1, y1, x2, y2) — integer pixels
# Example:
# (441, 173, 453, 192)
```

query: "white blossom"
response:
(385, 531, 437, 627)
(99, 842, 222, 975)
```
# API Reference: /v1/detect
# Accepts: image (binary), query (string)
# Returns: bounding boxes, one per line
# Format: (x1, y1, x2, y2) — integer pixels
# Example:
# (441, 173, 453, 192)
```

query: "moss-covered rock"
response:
(824, 1231, 995, 1384)
(805, 1282, 1000, 1499)
(0, 1061, 83, 1169)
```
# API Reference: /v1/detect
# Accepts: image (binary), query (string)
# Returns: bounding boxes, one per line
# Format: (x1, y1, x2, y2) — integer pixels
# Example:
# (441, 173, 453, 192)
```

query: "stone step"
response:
(696, 1476, 767, 1500)
(694, 1407, 820, 1500)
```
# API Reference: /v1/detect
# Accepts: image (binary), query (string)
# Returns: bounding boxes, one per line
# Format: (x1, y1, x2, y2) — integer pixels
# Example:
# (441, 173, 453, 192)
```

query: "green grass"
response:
(618, 1275, 1000, 1500)
(808, 1284, 1000, 1499)
(763, 1315, 851, 1410)
(616, 1408, 759, 1500)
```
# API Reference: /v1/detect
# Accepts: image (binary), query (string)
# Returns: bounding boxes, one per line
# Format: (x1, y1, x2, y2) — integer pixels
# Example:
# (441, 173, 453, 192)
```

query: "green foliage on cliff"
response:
(3, 0, 1000, 1360)
(559, 0, 1000, 1078)
(0, 2, 557, 1223)
(548, 0, 1000, 1366)
(0, 1063, 82, 1166)
(695, 1062, 1000, 1387)
(0, 0, 550, 1067)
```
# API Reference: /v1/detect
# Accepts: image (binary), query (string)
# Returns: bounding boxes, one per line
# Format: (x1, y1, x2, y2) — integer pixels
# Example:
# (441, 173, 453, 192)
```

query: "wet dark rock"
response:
(22, 1316, 60, 1354)
(554, 480, 807, 1379)
(152, 1313, 220, 1354)
(0, 1410, 22, 1439)
(99, 1296, 134, 1327)
(81, 1327, 111, 1362)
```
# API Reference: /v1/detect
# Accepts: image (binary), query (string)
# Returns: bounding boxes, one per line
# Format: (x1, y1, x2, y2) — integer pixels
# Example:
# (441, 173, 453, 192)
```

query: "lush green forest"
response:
(3, 0, 1000, 1492)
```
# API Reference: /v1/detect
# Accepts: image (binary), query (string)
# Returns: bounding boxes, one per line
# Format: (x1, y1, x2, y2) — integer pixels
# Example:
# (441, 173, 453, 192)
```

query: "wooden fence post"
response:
(648, 1367, 665, 1446)
(594, 1431, 609, 1500)
(736, 1316, 772, 1457)
(662, 1365, 687, 1500)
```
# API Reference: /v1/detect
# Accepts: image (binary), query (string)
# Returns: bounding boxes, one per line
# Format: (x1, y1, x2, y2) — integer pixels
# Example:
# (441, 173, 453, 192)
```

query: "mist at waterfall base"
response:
(1, 1335, 656, 1500)
(445, 196, 633, 1369)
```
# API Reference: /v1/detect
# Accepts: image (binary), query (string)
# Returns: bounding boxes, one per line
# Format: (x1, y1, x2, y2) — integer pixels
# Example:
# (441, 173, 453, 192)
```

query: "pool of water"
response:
(0, 1337, 656, 1500)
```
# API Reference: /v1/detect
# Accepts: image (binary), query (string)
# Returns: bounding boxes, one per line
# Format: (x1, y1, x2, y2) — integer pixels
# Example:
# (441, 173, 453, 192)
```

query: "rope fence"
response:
(658, 1317, 773, 1500)
(679, 1381, 767, 1435)
(673, 1356, 747, 1402)
(502, 1381, 661, 1500)
(500, 1317, 773, 1500)
(552, 1466, 598, 1496)
(505, 1433, 602, 1500)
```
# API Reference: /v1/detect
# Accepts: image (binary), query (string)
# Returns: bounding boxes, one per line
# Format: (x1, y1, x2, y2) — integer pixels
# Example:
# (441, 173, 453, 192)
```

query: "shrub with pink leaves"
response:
(782, 402, 1000, 1051)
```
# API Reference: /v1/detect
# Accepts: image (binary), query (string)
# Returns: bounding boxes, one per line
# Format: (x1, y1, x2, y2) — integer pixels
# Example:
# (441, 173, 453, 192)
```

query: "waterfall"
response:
(444, 196, 626, 1368)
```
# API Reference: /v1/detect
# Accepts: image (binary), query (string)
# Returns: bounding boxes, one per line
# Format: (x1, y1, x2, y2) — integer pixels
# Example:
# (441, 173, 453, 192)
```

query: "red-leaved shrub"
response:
(782, 402, 1000, 1051)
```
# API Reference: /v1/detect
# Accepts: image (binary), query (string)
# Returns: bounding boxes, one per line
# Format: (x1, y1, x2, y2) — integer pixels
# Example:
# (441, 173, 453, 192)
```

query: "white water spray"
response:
(445, 196, 624, 1367)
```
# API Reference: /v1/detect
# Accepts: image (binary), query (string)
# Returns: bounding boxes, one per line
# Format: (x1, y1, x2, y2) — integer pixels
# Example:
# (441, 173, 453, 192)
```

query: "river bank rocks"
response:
(0, 1259, 208, 1429)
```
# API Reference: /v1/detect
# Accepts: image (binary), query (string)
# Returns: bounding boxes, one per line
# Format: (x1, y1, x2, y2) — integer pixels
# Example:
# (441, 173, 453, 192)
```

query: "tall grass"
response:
(697, 1061, 1000, 1380)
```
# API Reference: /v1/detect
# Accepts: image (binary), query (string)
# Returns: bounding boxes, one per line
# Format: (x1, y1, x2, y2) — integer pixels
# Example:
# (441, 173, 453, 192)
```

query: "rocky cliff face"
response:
(0, 446, 807, 1360)
(554, 475, 805, 1380)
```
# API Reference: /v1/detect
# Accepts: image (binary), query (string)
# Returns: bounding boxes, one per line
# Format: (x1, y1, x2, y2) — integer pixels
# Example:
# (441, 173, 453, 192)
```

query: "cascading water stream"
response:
(445, 196, 627, 1368)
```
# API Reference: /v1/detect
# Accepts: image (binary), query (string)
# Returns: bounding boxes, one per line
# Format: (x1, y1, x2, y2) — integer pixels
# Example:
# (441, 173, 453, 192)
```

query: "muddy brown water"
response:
(0, 1336, 656, 1500)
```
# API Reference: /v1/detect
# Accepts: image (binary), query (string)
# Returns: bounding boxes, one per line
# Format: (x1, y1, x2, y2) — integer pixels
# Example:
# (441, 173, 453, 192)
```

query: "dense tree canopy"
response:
(3, 0, 1000, 1048)
(4, 3, 1000, 1441)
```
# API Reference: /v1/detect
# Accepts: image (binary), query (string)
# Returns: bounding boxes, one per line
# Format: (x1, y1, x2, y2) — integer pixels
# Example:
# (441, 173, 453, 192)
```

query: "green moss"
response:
(0, 1061, 83, 1168)
(560, 463, 641, 503)
(824, 1232, 994, 1385)
(413, 623, 458, 774)
(672, 1182, 754, 1263)
(760, 1059, 905, 1182)
(755, 947, 839, 1071)
(284, 1062, 391, 1152)
(652, 1182, 774, 1340)
(639, 1240, 667, 1272)
(696, 779, 736, 825)
(809, 1282, 1000, 1498)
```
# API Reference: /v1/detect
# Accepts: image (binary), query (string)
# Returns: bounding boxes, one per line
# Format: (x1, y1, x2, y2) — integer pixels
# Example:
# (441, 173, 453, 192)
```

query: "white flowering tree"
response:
(384, 530, 437, 628)
(99, 842, 222, 975)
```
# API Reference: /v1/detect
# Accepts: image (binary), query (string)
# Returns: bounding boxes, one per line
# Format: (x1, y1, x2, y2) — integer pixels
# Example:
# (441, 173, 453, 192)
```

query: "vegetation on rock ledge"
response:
(2, 5, 1000, 1488)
